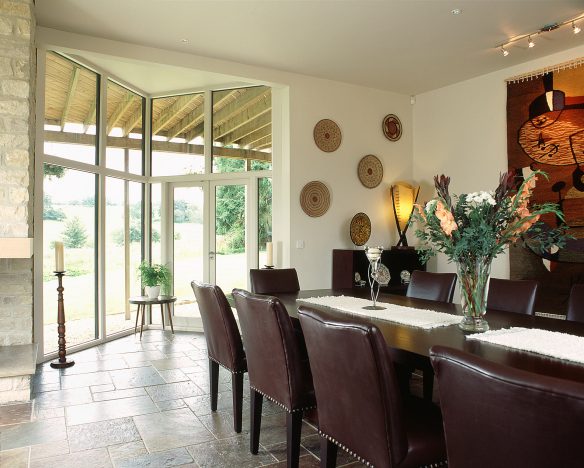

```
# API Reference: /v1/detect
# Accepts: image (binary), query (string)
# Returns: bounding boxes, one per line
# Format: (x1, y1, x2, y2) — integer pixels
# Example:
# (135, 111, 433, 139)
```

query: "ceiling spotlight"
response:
(451, 8, 462, 15)
(528, 36, 535, 48)
(180, 38, 189, 43)
(501, 46, 509, 57)
(574, 22, 581, 34)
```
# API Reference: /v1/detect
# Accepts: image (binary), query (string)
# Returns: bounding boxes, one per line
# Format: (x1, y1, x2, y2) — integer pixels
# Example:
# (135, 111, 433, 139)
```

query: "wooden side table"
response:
(129, 295, 176, 339)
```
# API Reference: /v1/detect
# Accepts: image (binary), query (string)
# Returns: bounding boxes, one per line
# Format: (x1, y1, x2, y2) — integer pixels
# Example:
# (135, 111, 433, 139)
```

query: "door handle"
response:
(209, 251, 215, 259)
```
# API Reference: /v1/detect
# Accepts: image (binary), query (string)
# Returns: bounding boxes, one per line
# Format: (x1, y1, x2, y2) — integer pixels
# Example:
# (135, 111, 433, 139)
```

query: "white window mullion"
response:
(97, 75, 107, 339)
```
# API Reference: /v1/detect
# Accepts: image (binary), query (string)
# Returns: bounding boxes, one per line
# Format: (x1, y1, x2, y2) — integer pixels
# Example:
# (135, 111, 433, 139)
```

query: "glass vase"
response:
(456, 256, 492, 332)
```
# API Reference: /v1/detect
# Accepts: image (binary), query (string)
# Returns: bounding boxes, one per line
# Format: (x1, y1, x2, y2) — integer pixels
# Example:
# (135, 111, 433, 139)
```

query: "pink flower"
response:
(435, 201, 458, 236)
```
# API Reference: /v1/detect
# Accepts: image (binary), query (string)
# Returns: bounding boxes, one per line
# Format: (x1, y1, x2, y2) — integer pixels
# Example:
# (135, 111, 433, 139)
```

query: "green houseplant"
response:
(137, 261, 172, 298)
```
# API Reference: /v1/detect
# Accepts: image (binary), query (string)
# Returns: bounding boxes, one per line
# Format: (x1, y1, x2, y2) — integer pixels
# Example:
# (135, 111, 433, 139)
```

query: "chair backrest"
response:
(430, 345, 584, 468)
(191, 281, 245, 372)
(567, 283, 584, 323)
(249, 268, 300, 294)
(486, 278, 538, 315)
(298, 306, 408, 467)
(232, 288, 308, 410)
(406, 270, 457, 303)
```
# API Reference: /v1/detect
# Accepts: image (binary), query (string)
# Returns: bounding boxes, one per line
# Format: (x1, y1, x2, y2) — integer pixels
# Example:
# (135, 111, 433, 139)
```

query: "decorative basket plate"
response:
(382, 114, 402, 141)
(375, 263, 391, 286)
(358, 154, 383, 188)
(313, 119, 342, 152)
(300, 181, 331, 217)
(350, 212, 371, 246)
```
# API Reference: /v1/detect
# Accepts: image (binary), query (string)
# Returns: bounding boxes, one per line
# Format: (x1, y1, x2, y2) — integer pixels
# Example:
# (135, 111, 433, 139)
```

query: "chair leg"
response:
(423, 368, 434, 401)
(320, 437, 338, 468)
(250, 389, 263, 454)
(231, 372, 243, 433)
(287, 411, 303, 468)
(209, 359, 219, 411)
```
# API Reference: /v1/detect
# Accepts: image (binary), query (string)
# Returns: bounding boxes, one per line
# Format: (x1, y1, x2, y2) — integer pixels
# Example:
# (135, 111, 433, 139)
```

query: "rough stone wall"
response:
(0, 0, 35, 346)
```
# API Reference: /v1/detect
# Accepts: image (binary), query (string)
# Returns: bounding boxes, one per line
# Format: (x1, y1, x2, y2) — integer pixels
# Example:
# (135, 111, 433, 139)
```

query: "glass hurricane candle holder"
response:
(364, 246, 386, 310)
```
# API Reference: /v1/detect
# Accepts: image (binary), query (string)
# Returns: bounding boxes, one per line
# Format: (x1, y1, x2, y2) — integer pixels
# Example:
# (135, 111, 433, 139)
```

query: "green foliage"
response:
(62, 216, 88, 248)
(258, 177, 272, 246)
(44, 164, 65, 179)
(137, 261, 172, 293)
(216, 183, 245, 253)
(43, 195, 66, 221)
(174, 200, 201, 223)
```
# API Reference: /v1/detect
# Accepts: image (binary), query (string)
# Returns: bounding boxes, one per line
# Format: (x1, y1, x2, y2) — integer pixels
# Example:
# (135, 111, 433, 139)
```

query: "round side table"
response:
(129, 295, 176, 339)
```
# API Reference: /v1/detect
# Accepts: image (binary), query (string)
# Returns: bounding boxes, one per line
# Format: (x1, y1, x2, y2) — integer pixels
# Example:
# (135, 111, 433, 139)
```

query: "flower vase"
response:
(456, 257, 492, 332)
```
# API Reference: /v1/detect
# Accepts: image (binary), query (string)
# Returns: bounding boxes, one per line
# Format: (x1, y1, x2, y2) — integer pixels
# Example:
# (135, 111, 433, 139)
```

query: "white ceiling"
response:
(35, 0, 584, 95)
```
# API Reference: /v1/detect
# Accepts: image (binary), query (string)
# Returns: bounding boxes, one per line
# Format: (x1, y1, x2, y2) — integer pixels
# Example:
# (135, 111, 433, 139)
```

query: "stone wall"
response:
(0, 0, 35, 350)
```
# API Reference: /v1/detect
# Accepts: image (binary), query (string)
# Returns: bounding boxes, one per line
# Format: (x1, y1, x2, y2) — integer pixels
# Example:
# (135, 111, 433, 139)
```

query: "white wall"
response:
(413, 43, 584, 280)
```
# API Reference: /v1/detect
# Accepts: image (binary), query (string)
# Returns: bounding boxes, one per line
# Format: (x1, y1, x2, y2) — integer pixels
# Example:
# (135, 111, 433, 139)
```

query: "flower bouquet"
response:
(412, 171, 567, 332)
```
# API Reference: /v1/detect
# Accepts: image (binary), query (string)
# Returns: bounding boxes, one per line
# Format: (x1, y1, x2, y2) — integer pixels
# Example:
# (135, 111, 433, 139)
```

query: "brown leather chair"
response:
(232, 289, 315, 468)
(566, 283, 584, 323)
(406, 270, 457, 303)
(486, 277, 538, 315)
(298, 306, 447, 468)
(430, 345, 584, 468)
(249, 268, 300, 294)
(191, 281, 247, 433)
(402, 270, 457, 400)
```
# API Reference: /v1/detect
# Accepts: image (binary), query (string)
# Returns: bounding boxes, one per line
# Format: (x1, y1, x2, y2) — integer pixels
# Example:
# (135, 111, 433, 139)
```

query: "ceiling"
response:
(36, 0, 584, 95)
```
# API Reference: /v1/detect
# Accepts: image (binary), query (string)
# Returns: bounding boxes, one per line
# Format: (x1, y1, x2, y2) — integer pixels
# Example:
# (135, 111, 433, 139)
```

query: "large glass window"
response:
(258, 177, 272, 266)
(106, 80, 144, 174)
(44, 52, 98, 164)
(151, 93, 205, 176)
(43, 165, 97, 353)
(212, 86, 272, 173)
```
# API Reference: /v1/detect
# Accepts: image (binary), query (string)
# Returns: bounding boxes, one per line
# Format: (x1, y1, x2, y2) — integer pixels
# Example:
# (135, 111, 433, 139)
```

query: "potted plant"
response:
(137, 261, 172, 299)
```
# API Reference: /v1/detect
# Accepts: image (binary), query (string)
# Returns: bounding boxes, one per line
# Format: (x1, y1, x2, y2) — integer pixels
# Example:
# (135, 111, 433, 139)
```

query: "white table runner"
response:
(467, 327, 584, 365)
(297, 295, 460, 330)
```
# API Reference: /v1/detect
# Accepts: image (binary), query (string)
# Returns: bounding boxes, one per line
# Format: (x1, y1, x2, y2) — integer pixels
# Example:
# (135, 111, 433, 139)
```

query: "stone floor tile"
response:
(61, 371, 113, 389)
(145, 380, 205, 402)
(92, 387, 147, 402)
(300, 434, 360, 466)
(0, 402, 32, 426)
(133, 407, 214, 452)
(158, 368, 189, 383)
(154, 399, 186, 411)
(30, 439, 70, 460)
(163, 352, 186, 359)
(67, 417, 141, 452)
(119, 351, 167, 365)
(188, 435, 276, 467)
(91, 384, 116, 393)
(61, 358, 129, 375)
(264, 454, 320, 467)
(0, 446, 29, 468)
(65, 395, 158, 426)
(114, 446, 194, 468)
(33, 406, 65, 421)
(197, 410, 247, 440)
(29, 447, 113, 468)
(0, 417, 67, 450)
(33, 382, 61, 393)
(107, 440, 148, 461)
(109, 367, 165, 389)
(34, 387, 93, 409)
(249, 412, 316, 448)
(183, 392, 234, 416)
(149, 356, 197, 371)
(263, 440, 309, 463)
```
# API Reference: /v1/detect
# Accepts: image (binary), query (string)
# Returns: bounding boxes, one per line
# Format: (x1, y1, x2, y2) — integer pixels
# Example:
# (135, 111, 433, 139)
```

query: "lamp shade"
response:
(391, 182, 420, 247)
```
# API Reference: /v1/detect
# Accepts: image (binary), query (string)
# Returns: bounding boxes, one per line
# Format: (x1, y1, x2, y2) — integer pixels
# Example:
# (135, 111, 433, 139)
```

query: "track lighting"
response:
(528, 36, 535, 48)
(574, 22, 581, 34)
(501, 46, 509, 57)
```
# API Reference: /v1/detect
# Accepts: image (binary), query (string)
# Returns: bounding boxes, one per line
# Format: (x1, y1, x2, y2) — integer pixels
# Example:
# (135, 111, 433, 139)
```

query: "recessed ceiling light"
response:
(451, 8, 462, 15)
(180, 38, 189, 44)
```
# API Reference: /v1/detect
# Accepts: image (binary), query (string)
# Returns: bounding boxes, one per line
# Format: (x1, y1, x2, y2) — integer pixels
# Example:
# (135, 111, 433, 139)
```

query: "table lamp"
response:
(391, 182, 420, 248)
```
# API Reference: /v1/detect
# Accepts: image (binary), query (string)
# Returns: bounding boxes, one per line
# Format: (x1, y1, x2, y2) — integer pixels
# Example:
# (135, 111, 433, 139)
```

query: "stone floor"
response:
(0, 330, 365, 467)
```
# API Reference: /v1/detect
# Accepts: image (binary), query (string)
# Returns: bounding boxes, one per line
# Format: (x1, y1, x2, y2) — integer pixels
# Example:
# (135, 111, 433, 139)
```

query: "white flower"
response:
(465, 191, 496, 206)
(425, 199, 437, 212)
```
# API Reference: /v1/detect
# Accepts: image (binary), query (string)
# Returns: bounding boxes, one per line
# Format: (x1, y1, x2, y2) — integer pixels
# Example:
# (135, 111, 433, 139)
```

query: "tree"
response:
(44, 164, 65, 179)
(62, 216, 88, 248)
(43, 194, 66, 221)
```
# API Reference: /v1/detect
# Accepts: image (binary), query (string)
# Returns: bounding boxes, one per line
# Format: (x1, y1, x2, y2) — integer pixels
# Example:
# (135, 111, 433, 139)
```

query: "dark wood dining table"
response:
(271, 288, 584, 384)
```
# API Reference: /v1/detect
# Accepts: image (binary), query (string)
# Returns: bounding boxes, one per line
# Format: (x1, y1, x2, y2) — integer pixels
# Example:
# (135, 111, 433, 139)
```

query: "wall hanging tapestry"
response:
(506, 58, 584, 314)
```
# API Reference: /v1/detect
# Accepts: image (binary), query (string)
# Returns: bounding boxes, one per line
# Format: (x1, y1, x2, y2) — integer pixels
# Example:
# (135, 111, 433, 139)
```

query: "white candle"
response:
(54, 241, 64, 272)
(266, 241, 273, 266)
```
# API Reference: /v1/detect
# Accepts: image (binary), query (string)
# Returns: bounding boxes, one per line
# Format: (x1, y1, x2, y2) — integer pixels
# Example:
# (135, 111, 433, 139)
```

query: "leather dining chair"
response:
(486, 278, 538, 315)
(406, 270, 457, 303)
(191, 281, 247, 433)
(249, 268, 300, 294)
(232, 289, 315, 468)
(401, 270, 457, 400)
(566, 283, 584, 323)
(298, 306, 447, 468)
(430, 345, 584, 468)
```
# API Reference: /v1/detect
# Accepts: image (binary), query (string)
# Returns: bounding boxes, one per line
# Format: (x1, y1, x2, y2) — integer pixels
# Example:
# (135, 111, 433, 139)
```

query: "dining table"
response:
(268, 288, 584, 384)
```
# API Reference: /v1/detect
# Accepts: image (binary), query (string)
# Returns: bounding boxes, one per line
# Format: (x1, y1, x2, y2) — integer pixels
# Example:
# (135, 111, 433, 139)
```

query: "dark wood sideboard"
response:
(332, 248, 426, 295)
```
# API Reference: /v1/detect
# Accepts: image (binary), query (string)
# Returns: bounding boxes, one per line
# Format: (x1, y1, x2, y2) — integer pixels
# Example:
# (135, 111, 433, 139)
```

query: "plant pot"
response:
(145, 285, 160, 299)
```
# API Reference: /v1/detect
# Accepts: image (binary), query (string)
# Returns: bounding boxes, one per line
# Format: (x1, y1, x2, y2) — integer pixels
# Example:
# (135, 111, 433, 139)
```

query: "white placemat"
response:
(467, 327, 584, 365)
(297, 295, 460, 329)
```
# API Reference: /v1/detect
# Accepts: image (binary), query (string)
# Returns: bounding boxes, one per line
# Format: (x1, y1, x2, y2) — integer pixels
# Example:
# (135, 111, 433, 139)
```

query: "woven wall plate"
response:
(382, 114, 402, 141)
(313, 119, 342, 152)
(358, 154, 383, 188)
(350, 212, 371, 246)
(300, 181, 330, 217)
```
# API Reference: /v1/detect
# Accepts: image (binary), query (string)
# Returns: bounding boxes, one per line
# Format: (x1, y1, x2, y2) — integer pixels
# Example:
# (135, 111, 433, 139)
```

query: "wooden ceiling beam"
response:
(60, 67, 80, 125)
(82, 98, 96, 133)
(107, 91, 135, 134)
(166, 106, 204, 140)
(246, 135, 271, 150)
(239, 124, 271, 147)
(152, 94, 196, 135)
(222, 112, 271, 145)
(122, 106, 143, 136)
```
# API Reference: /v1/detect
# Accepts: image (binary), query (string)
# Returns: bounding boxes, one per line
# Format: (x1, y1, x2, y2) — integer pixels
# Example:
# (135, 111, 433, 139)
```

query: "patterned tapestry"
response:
(507, 60, 584, 315)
